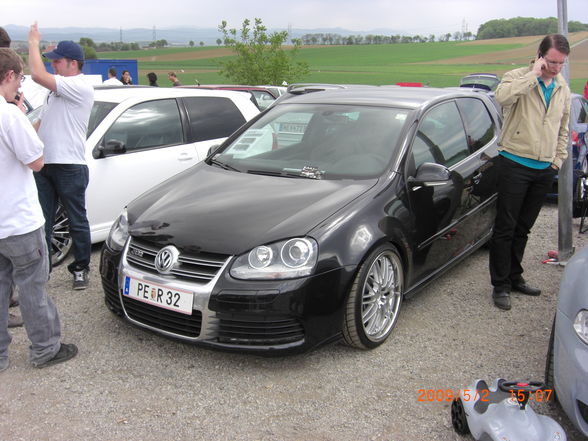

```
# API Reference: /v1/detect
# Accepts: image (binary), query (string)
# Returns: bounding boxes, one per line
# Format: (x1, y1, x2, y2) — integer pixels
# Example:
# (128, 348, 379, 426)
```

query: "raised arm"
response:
(28, 22, 56, 92)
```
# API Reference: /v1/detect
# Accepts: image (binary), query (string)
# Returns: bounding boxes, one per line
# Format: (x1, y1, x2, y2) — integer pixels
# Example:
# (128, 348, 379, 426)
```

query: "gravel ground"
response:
(1, 203, 586, 441)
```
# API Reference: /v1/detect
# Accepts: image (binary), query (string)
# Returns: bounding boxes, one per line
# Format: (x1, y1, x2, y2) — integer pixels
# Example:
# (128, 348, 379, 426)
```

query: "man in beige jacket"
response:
(490, 34, 570, 310)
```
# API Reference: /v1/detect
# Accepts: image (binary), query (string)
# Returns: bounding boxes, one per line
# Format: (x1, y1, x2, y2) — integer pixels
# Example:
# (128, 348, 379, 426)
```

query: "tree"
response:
(82, 46, 97, 59)
(200, 41, 204, 47)
(217, 18, 309, 85)
(216, 38, 222, 46)
(189, 40, 194, 47)
(148, 39, 168, 49)
(79, 37, 96, 49)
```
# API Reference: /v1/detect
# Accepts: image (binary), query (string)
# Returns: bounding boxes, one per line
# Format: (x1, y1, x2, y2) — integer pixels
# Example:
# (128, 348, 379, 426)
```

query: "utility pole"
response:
(557, 0, 574, 263)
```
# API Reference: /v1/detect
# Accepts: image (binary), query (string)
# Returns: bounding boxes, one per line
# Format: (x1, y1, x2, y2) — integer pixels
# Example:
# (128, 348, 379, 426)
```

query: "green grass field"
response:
(98, 39, 587, 94)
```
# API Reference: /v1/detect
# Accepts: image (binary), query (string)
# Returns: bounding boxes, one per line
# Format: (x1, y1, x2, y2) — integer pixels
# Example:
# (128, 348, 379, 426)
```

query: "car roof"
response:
(92, 85, 251, 104)
(277, 86, 494, 110)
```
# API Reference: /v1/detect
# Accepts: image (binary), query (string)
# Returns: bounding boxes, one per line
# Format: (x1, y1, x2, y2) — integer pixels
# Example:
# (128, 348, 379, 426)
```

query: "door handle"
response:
(177, 152, 194, 161)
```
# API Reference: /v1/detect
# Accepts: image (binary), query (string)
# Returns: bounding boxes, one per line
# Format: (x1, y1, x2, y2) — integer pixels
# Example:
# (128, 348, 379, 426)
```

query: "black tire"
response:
(544, 317, 559, 403)
(573, 172, 588, 218)
(451, 398, 470, 435)
(342, 244, 403, 349)
(51, 202, 72, 267)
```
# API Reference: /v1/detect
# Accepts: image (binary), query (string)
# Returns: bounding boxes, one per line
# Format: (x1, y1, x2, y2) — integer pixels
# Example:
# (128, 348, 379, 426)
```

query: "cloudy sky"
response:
(2, 0, 587, 35)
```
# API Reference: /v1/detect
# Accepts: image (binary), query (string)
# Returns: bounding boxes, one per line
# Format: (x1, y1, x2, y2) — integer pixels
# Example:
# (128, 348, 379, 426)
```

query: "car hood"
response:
(128, 163, 377, 255)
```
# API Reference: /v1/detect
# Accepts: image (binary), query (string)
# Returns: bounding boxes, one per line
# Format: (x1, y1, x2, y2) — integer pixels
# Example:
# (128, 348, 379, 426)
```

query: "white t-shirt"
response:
(0, 96, 45, 239)
(103, 77, 123, 86)
(38, 74, 94, 164)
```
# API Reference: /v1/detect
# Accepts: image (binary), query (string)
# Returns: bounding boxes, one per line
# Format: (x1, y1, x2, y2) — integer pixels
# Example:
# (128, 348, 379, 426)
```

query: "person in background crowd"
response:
(28, 23, 95, 290)
(0, 48, 78, 372)
(120, 70, 132, 85)
(103, 68, 122, 86)
(0, 27, 10, 48)
(584, 80, 587, 100)
(168, 71, 181, 87)
(147, 72, 158, 87)
(489, 34, 571, 310)
(0, 26, 23, 328)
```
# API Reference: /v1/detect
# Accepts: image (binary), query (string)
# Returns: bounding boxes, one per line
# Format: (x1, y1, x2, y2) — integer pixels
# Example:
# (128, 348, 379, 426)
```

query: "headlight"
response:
(230, 238, 318, 280)
(574, 310, 588, 345)
(106, 209, 129, 252)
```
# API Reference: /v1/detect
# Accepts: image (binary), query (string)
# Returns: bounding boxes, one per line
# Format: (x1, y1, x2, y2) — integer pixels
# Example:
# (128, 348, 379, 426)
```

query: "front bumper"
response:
(100, 240, 352, 355)
(554, 309, 588, 436)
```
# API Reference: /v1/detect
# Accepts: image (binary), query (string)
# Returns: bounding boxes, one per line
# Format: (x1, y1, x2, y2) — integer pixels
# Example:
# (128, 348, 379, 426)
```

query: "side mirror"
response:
(408, 162, 451, 188)
(94, 139, 127, 159)
(207, 144, 221, 157)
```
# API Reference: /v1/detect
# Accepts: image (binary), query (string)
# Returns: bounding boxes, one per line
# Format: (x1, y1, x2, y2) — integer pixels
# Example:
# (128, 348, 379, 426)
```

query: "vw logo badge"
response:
(154, 245, 179, 274)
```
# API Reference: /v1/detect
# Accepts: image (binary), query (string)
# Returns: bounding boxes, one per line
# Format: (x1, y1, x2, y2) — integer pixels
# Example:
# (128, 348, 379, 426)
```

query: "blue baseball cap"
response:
(43, 40, 84, 61)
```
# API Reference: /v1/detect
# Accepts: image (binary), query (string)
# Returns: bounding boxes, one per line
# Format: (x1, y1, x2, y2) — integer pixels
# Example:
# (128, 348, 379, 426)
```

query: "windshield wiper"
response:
(209, 158, 241, 172)
(246, 168, 323, 180)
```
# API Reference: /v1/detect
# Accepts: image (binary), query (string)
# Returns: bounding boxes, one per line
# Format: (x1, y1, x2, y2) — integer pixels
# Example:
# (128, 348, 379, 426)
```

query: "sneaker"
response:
(72, 269, 89, 290)
(8, 313, 23, 328)
(33, 343, 78, 369)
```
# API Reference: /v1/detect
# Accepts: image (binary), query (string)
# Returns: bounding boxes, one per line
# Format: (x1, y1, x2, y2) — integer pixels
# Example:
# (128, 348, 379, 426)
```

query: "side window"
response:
(183, 97, 247, 143)
(103, 99, 183, 152)
(456, 98, 495, 152)
(250, 91, 276, 110)
(579, 98, 588, 124)
(411, 102, 469, 169)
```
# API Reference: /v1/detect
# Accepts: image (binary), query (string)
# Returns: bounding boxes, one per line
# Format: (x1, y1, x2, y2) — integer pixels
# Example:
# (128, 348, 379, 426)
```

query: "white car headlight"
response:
(231, 238, 318, 280)
(106, 209, 129, 252)
(573, 310, 588, 345)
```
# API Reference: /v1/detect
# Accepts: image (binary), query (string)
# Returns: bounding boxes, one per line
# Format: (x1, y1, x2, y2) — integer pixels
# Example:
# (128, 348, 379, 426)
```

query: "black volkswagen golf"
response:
(100, 86, 501, 354)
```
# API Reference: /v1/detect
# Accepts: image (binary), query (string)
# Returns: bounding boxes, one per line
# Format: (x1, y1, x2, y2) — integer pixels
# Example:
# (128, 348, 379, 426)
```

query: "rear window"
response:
(182, 97, 246, 143)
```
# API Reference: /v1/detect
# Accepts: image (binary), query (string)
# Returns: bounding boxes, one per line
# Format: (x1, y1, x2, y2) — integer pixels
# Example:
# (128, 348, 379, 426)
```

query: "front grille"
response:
(122, 296, 202, 338)
(102, 278, 123, 315)
(126, 238, 229, 284)
(209, 290, 279, 312)
(217, 313, 304, 346)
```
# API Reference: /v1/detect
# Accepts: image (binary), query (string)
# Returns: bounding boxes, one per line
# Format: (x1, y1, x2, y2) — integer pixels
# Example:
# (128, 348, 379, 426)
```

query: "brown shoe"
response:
(8, 313, 23, 328)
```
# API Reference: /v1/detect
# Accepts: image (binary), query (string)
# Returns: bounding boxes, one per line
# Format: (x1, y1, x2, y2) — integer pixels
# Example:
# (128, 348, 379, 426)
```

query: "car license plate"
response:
(123, 276, 194, 315)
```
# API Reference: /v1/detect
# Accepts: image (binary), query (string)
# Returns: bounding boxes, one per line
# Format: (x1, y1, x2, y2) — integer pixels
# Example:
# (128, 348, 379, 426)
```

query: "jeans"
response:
(34, 164, 91, 273)
(0, 227, 61, 365)
(489, 156, 557, 290)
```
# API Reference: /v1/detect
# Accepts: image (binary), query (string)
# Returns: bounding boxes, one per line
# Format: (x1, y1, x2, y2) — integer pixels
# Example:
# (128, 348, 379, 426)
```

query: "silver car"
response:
(546, 245, 588, 437)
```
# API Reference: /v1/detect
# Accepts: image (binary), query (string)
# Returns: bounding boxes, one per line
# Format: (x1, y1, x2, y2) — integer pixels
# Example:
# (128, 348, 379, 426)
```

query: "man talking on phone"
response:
(489, 34, 571, 310)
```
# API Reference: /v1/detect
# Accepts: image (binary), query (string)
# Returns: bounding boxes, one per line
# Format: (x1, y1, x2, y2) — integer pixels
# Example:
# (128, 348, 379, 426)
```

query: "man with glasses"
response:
(0, 26, 25, 328)
(489, 34, 571, 310)
(28, 23, 94, 290)
(0, 48, 78, 371)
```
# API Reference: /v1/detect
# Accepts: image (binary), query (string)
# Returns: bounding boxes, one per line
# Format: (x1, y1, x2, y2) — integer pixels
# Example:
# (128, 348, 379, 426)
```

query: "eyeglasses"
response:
(11, 71, 25, 82)
(544, 58, 566, 66)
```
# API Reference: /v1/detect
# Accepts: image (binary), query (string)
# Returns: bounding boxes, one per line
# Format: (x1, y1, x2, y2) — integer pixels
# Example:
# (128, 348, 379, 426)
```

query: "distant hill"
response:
(2, 24, 403, 46)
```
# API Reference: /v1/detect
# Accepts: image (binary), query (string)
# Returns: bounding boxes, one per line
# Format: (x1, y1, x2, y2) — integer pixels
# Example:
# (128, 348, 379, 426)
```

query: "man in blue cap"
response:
(28, 23, 94, 290)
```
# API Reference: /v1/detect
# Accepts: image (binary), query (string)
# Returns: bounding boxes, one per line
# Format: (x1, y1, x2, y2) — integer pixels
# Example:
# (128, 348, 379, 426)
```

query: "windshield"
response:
(460, 75, 500, 91)
(27, 101, 117, 138)
(214, 103, 408, 180)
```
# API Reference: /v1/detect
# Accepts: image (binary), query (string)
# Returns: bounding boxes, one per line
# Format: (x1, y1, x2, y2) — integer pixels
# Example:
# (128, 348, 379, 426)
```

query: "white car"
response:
(29, 86, 259, 264)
